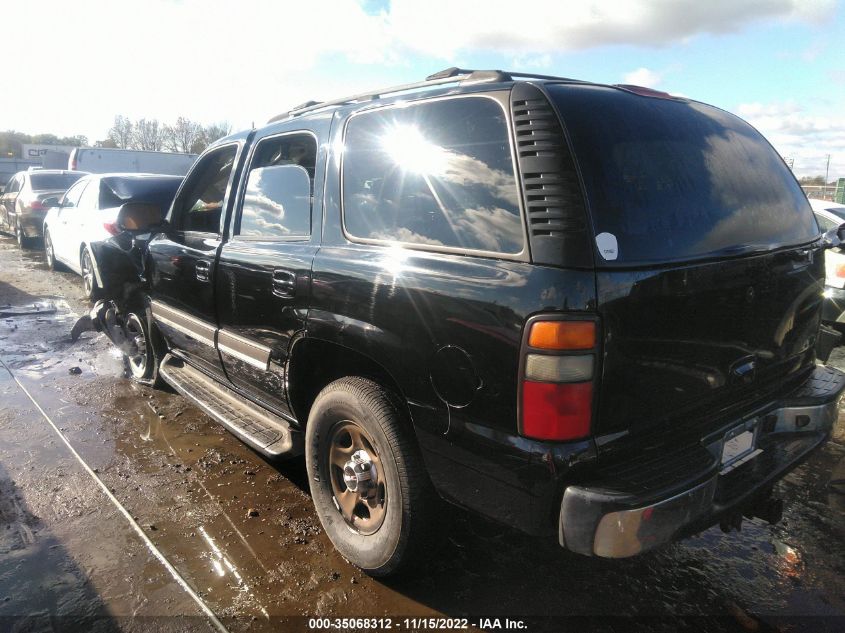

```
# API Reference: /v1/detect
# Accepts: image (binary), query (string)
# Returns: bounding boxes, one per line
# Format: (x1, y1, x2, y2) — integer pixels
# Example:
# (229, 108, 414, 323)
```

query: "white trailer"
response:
(69, 148, 197, 176)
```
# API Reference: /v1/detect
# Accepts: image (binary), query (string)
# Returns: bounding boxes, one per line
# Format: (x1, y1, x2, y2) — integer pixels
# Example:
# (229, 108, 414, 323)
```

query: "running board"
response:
(159, 353, 303, 458)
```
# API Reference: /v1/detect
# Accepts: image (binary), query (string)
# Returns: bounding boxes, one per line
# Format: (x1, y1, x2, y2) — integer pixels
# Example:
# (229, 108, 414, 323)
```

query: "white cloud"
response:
(383, 0, 835, 57)
(1, 0, 837, 143)
(511, 54, 553, 69)
(622, 67, 663, 87)
(735, 101, 845, 179)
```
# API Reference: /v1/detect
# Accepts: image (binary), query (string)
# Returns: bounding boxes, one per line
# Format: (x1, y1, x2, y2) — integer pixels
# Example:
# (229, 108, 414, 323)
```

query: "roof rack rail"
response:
(267, 68, 579, 124)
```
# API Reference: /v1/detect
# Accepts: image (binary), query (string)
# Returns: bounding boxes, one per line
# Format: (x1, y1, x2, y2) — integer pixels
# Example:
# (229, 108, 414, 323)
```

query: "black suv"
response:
(87, 68, 845, 575)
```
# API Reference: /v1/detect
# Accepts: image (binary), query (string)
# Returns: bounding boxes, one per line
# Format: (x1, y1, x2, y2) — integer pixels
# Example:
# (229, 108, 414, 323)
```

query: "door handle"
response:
(272, 269, 296, 298)
(195, 260, 211, 282)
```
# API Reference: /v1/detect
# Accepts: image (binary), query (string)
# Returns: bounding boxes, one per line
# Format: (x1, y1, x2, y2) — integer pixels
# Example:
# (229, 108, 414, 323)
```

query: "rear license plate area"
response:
(720, 422, 762, 474)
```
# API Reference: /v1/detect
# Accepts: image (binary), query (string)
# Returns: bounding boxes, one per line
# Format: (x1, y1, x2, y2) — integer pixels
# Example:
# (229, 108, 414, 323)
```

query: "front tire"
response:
(123, 306, 165, 388)
(305, 377, 434, 576)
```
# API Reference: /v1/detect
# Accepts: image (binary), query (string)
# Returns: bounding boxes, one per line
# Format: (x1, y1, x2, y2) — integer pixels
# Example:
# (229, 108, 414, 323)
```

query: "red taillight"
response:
(28, 199, 44, 211)
(522, 381, 593, 441)
(520, 318, 598, 442)
(103, 221, 120, 235)
(836, 263, 845, 279)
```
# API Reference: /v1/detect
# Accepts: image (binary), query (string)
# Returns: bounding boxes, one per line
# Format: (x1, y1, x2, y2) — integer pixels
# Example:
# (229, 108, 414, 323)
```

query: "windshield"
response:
(547, 84, 817, 265)
(30, 173, 85, 191)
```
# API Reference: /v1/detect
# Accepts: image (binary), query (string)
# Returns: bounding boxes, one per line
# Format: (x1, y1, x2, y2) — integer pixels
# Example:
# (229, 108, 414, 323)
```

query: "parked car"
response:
(0, 170, 87, 247)
(77, 68, 845, 576)
(69, 148, 197, 176)
(42, 173, 182, 299)
(810, 197, 845, 221)
(810, 199, 845, 329)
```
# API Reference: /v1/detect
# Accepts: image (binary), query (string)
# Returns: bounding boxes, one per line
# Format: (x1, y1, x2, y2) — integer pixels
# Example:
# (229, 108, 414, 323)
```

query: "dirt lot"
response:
(0, 234, 843, 633)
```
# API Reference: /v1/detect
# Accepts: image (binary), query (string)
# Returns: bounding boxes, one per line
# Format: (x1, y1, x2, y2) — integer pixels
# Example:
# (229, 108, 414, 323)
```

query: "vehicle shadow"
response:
(0, 279, 41, 308)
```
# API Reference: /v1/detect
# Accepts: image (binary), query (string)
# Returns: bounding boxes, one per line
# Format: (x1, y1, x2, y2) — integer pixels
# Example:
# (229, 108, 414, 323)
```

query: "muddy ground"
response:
(0, 234, 843, 633)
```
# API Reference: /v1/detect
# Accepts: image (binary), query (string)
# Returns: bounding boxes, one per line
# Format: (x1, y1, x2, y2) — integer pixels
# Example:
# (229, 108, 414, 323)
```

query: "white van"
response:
(69, 148, 197, 176)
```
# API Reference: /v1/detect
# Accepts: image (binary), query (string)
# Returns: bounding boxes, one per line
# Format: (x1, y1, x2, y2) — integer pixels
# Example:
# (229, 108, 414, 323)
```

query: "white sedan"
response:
(42, 173, 182, 299)
(810, 198, 845, 328)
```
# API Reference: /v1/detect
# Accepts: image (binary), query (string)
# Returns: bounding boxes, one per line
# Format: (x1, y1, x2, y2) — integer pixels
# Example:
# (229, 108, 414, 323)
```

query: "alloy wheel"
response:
(81, 250, 95, 297)
(44, 231, 54, 268)
(124, 313, 148, 378)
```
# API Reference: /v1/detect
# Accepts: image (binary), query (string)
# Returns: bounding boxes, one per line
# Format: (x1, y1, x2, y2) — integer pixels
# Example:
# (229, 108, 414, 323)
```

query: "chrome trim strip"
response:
(150, 300, 216, 347)
(217, 328, 272, 371)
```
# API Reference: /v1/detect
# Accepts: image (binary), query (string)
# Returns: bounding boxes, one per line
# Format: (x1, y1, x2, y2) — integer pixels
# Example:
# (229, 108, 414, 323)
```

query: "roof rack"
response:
(267, 67, 579, 124)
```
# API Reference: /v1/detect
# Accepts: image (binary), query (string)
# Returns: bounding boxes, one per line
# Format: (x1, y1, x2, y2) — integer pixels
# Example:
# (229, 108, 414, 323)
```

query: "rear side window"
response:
(237, 133, 316, 238)
(342, 96, 524, 255)
(547, 84, 817, 265)
(78, 179, 100, 210)
(61, 179, 89, 209)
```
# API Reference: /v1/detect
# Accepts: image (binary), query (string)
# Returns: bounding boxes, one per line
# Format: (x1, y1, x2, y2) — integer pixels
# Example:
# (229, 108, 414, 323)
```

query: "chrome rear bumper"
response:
(559, 366, 845, 557)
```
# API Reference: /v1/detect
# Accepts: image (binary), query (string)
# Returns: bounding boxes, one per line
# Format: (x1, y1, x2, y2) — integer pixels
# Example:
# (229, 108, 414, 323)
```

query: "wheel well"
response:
(287, 338, 410, 428)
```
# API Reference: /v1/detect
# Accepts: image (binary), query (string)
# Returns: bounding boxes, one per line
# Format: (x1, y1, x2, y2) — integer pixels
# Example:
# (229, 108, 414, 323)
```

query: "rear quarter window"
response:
(342, 96, 525, 256)
(547, 84, 817, 265)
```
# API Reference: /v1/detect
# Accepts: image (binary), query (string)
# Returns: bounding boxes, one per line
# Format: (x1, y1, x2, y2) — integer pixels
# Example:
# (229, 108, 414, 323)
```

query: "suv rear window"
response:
(30, 173, 85, 191)
(548, 84, 817, 265)
(342, 96, 524, 255)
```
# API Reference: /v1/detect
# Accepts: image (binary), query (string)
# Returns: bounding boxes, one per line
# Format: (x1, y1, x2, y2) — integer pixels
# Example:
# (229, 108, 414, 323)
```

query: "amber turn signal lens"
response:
(528, 321, 595, 350)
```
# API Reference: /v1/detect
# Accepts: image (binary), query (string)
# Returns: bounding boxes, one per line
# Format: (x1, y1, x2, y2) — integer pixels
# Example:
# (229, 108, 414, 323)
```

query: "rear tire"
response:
(80, 247, 100, 300)
(15, 220, 33, 249)
(123, 304, 166, 388)
(44, 229, 63, 271)
(305, 377, 434, 577)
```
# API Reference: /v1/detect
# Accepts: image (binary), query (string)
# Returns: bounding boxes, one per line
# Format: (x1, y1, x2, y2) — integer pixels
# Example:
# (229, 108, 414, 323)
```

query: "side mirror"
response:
(823, 228, 841, 250)
(42, 196, 60, 208)
(117, 202, 163, 232)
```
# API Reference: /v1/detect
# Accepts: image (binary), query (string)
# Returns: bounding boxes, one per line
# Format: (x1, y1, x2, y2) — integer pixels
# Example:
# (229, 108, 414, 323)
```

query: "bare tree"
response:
(132, 118, 165, 151)
(165, 116, 203, 153)
(193, 122, 232, 153)
(104, 115, 232, 153)
(107, 115, 134, 149)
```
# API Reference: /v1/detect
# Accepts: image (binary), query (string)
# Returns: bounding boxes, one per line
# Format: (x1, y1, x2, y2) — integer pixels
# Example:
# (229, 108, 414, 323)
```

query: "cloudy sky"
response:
(4, 0, 844, 178)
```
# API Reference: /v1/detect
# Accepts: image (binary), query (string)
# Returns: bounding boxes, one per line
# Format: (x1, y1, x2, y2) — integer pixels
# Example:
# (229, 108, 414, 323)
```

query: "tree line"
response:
(1, 116, 231, 159)
(103, 116, 231, 154)
(0, 132, 88, 158)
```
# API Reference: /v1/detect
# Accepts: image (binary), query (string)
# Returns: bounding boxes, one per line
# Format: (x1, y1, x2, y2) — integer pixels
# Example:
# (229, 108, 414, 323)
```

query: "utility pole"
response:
(826, 154, 831, 200)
